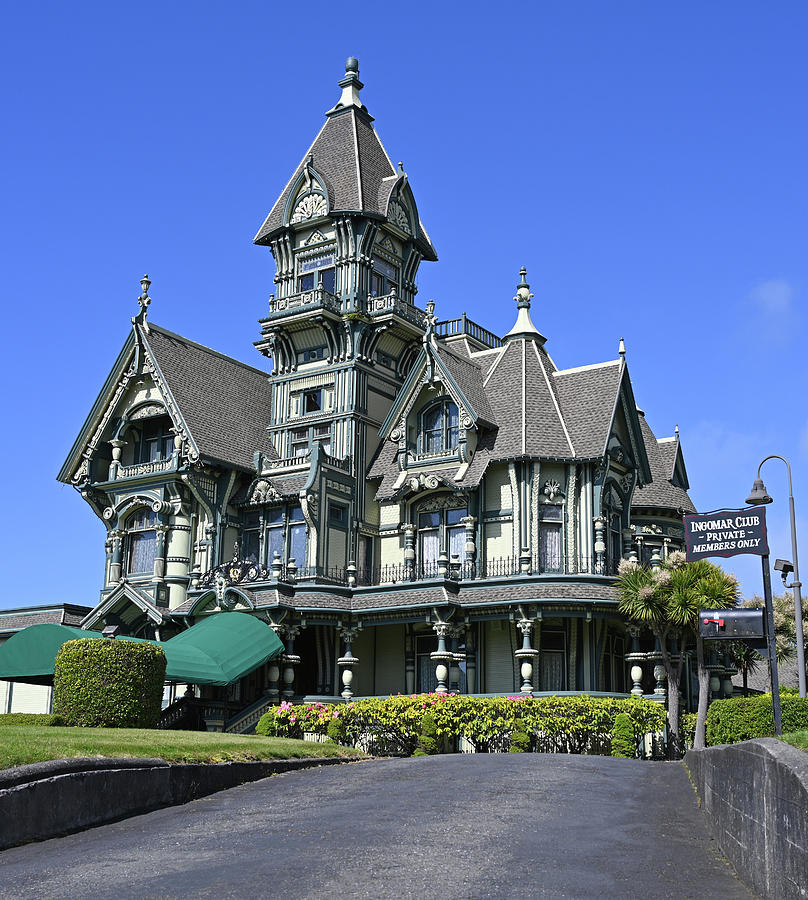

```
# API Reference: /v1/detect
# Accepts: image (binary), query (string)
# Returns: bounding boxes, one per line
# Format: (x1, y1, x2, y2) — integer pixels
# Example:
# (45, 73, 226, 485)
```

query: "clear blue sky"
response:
(2, 2, 805, 608)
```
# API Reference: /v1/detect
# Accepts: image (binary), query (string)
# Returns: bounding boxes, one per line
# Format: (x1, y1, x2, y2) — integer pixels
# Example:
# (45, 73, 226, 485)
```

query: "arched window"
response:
(126, 508, 157, 575)
(419, 400, 459, 454)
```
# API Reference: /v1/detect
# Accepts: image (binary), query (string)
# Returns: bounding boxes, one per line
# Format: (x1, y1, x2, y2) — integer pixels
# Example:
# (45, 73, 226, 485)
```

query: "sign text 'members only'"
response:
(683, 507, 769, 562)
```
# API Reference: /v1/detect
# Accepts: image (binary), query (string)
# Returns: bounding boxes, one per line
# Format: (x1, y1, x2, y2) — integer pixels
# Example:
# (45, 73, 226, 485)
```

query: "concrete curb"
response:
(685, 738, 808, 899)
(0, 755, 356, 851)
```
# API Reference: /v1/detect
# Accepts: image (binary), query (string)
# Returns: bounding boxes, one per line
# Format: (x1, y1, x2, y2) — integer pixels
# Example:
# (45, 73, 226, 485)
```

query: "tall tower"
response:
(252, 58, 437, 573)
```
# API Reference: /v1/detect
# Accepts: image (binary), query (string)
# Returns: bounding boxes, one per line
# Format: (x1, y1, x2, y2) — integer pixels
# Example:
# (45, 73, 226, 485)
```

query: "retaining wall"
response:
(685, 738, 808, 899)
(0, 755, 352, 850)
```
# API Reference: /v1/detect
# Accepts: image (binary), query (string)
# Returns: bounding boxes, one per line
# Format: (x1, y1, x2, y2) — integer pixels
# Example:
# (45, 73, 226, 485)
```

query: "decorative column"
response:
(464, 624, 477, 694)
(650, 547, 662, 571)
(449, 554, 462, 581)
(405, 626, 415, 695)
(461, 515, 477, 578)
(281, 624, 301, 700)
(430, 623, 453, 694)
(515, 618, 539, 694)
(626, 626, 644, 696)
(109, 530, 124, 583)
(338, 625, 361, 700)
(635, 535, 645, 565)
(622, 527, 635, 560)
(402, 523, 416, 581)
(346, 560, 357, 588)
(108, 439, 125, 480)
(593, 517, 606, 574)
(154, 523, 170, 580)
(437, 551, 449, 579)
(519, 547, 532, 575)
(449, 626, 465, 693)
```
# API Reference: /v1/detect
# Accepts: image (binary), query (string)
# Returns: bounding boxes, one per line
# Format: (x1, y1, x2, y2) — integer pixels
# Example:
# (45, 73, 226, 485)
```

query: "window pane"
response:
(448, 525, 466, 563)
(321, 268, 336, 294)
(419, 512, 440, 529)
(266, 508, 283, 525)
(540, 505, 564, 521)
(304, 390, 322, 413)
(541, 652, 565, 691)
(423, 406, 442, 431)
(540, 524, 563, 572)
(289, 506, 305, 522)
(419, 530, 440, 570)
(299, 273, 315, 291)
(242, 530, 259, 562)
(268, 526, 284, 562)
(128, 531, 156, 574)
(446, 507, 467, 526)
(289, 523, 307, 564)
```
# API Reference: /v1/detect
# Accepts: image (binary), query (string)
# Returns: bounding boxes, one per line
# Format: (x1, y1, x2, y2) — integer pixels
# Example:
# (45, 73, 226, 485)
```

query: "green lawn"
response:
(0, 725, 362, 770)
(782, 730, 808, 752)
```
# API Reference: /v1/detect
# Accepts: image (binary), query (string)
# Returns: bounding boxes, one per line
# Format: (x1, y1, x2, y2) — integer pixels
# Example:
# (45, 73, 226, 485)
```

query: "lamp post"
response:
(746, 456, 806, 699)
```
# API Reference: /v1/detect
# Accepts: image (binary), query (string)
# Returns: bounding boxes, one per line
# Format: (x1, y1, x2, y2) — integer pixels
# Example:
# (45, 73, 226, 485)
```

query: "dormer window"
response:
(419, 399, 459, 454)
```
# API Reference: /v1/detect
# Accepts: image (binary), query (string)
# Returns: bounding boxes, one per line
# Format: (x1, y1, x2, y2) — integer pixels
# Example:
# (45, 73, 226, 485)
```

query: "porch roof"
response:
(0, 613, 284, 686)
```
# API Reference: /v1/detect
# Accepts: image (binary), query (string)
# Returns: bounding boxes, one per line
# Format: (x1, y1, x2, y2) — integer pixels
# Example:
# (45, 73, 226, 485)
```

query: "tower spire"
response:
(328, 56, 367, 116)
(505, 267, 546, 343)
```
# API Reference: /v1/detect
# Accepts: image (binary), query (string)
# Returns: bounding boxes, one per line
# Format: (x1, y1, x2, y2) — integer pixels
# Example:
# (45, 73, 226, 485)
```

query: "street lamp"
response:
(746, 455, 806, 698)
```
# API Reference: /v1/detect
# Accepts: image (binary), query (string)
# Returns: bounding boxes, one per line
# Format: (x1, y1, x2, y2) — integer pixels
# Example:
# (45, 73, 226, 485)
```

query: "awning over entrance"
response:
(0, 613, 284, 686)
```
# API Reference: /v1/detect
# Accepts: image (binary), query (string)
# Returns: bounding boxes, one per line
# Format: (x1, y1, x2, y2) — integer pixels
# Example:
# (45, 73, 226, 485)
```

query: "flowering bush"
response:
(256, 694, 666, 756)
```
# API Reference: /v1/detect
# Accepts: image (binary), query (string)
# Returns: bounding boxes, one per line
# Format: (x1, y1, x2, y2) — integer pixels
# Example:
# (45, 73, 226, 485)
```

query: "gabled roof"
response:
(253, 64, 436, 260)
(632, 415, 696, 513)
(378, 335, 495, 440)
(143, 325, 273, 471)
(59, 321, 275, 483)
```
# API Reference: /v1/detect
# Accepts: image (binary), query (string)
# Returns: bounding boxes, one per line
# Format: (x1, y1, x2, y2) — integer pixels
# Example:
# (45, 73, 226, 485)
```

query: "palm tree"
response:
(617, 553, 738, 755)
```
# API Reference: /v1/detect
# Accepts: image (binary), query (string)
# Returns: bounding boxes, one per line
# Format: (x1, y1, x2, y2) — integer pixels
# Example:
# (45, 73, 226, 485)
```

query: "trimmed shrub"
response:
(413, 712, 440, 756)
(509, 727, 531, 753)
(53, 638, 166, 728)
(706, 693, 808, 745)
(326, 715, 346, 744)
(0, 713, 65, 727)
(257, 694, 667, 757)
(610, 712, 636, 758)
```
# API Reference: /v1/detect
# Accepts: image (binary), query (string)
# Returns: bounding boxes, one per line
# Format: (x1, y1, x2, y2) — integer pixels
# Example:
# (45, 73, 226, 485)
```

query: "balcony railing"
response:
(365, 292, 426, 329)
(114, 457, 176, 480)
(435, 314, 503, 349)
(264, 287, 340, 319)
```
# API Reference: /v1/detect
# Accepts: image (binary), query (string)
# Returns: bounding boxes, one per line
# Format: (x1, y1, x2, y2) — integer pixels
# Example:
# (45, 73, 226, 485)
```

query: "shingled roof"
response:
(553, 360, 624, 458)
(143, 325, 274, 471)
(631, 414, 695, 513)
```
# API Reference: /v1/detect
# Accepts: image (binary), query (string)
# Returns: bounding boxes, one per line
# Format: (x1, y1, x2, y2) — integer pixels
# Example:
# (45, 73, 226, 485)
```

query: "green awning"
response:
(0, 613, 284, 686)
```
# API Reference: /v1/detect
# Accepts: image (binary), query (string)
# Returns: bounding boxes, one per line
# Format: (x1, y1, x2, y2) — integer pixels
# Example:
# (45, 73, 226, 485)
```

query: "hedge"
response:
(610, 712, 636, 758)
(53, 638, 166, 728)
(0, 713, 65, 727)
(256, 695, 667, 757)
(706, 693, 808, 746)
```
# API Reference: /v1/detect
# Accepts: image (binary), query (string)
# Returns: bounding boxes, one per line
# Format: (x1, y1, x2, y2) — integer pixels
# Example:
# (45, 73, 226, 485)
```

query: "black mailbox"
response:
(699, 608, 765, 640)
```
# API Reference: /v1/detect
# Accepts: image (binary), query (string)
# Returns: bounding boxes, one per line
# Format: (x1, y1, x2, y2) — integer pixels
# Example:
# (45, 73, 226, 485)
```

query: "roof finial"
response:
(133, 274, 151, 332)
(675, 424, 680, 440)
(423, 299, 438, 343)
(618, 336, 626, 359)
(330, 56, 366, 114)
(515, 267, 532, 309)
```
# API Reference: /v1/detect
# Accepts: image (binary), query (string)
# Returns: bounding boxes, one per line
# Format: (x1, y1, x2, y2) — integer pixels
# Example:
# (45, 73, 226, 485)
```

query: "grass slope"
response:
(782, 730, 808, 752)
(0, 726, 361, 770)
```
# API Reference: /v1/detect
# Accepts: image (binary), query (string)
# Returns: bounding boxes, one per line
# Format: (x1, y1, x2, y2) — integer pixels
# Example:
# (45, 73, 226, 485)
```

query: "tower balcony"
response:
(364, 291, 426, 330)
(261, 287, 341, 323)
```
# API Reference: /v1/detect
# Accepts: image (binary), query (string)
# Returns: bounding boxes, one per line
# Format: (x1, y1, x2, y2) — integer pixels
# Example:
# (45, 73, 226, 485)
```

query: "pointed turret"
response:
(504, 267, 546, 343)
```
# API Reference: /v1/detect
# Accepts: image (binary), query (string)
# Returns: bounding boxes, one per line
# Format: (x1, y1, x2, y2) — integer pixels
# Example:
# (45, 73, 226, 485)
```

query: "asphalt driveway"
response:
(1, 755, 753, 899)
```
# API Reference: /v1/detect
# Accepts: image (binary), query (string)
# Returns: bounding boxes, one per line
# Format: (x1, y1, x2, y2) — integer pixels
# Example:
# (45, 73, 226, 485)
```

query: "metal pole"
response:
(787, 489, 806, 698)
(761, 554, 782, 736)
(757, 455, 806, 698)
